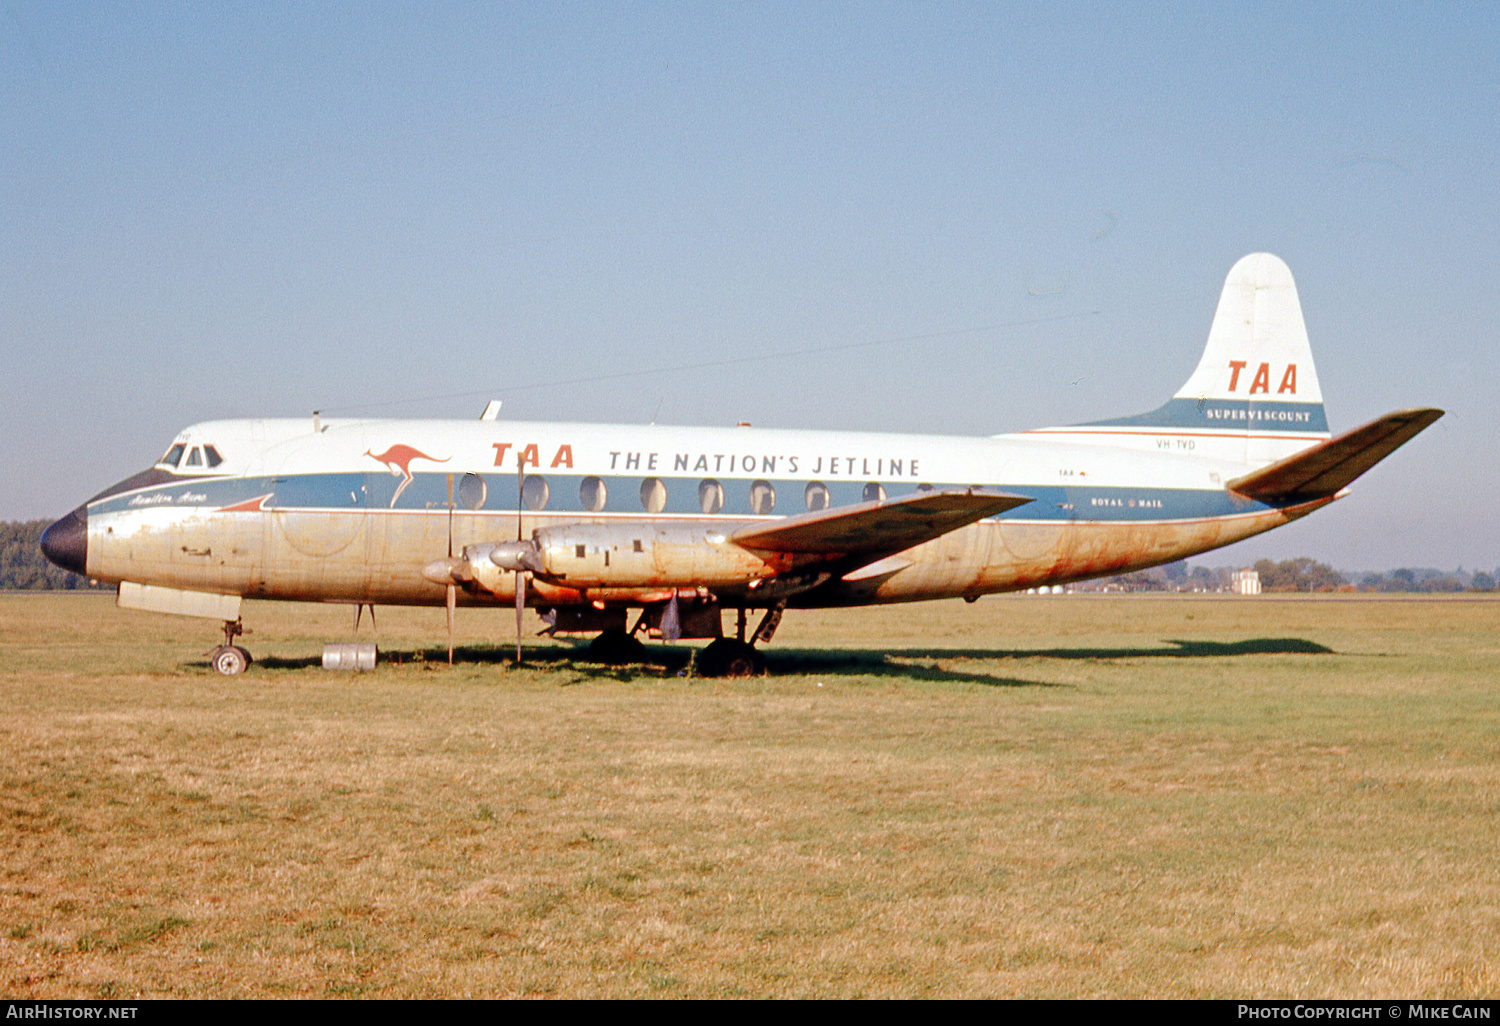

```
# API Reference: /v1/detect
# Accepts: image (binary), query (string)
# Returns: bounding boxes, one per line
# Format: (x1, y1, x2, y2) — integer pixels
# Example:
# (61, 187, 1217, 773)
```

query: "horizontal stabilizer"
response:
(731, 488, 1031, 557)
(1227, 407, 1444, 502)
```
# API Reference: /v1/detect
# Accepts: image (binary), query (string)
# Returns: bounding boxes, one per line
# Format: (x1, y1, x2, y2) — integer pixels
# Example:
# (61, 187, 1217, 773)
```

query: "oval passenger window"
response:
(522, 475, 550, 511)
(640, 477, 668, 514)
(749, 480, 776, 515)
(698, 479, 724, 514)
(804, 481, 830, 512)
(459, 473, 487, 511)
(580, 476, 607, 512)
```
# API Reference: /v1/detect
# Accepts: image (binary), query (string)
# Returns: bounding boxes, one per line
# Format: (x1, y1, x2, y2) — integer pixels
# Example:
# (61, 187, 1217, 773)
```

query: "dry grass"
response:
(1, 592, 1497, 998)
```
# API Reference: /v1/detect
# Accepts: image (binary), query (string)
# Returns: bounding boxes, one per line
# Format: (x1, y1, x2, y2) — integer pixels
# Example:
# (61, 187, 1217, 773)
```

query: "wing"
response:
(1228, 407, 1443, 502)
(730, 488, 1032, 559)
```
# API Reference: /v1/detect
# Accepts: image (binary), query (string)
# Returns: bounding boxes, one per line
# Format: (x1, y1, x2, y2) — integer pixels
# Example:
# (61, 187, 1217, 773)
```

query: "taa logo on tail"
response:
(1228, 361, 1297, 394)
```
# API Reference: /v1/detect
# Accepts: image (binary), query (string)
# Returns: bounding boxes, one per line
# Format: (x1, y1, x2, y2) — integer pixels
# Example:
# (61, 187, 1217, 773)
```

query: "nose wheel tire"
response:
(211, 645, 251, 676)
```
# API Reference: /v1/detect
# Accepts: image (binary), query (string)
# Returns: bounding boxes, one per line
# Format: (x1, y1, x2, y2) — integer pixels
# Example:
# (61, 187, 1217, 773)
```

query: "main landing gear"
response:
(209, 619, 253, 676)
(692, 604, 782, 678)
(696, 638, 764, 678)
(580, 603, 783, 677)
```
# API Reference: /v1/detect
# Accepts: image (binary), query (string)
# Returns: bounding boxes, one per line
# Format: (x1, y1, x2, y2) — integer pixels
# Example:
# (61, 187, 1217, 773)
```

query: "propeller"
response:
(446, 473, 456, 663)
(447, 455, 542, 665)
(514, 454, 525, 664)
(447, 580, 457, 664)
(420, 475, 476, 664)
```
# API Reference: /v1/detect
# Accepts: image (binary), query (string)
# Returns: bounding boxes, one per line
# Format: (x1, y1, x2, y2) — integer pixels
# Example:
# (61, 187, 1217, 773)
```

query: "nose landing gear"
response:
(208, 619, 252, 676)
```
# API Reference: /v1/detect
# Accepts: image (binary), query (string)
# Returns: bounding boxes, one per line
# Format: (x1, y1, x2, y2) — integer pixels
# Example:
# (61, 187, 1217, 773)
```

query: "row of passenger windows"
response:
(453, 473, 905, 514)
(158, 443, 224, 469)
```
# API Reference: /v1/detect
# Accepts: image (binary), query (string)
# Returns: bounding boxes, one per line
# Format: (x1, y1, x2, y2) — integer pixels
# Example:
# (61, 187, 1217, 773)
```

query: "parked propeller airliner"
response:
(41, 254, 1441, 676)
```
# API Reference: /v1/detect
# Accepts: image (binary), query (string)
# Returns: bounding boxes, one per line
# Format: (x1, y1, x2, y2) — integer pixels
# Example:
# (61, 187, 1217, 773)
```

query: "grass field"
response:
(1, 591, 1496, 998)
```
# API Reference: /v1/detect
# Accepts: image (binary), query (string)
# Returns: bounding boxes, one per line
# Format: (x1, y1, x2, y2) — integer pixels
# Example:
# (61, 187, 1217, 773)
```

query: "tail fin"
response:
(1066, 253, 1332, 465)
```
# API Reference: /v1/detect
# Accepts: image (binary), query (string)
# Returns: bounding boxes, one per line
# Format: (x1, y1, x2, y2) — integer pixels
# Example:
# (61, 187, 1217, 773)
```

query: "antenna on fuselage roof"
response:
(312, 410, 321, 433)
(480, 400, 502, 421)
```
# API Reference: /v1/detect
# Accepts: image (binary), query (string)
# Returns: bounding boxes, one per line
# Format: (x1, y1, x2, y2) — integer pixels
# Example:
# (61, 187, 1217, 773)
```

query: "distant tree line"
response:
(0, 520, 98, 591)
(1356, 566, 1496, 593)
(1251, 557, 1347, 592)
(1074, 557, 1497, 594)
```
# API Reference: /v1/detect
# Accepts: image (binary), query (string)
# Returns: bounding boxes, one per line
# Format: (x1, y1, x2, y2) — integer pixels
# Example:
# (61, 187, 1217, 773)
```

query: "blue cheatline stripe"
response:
(90, 471, 1291, 524)
(1078, 398, 1329, 433)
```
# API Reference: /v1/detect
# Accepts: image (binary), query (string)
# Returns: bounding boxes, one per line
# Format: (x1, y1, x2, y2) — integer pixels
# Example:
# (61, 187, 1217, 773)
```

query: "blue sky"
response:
(4, 3, 1496, 571)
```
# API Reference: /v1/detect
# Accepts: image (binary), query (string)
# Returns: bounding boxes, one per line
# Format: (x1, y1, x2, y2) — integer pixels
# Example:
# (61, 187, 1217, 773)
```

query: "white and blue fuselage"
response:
(70, 413, 1318, 607)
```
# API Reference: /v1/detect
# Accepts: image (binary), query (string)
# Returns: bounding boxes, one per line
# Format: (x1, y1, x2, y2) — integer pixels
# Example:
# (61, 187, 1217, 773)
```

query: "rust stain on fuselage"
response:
(88, 499, 1328, 610)
(814, 500, 1329, 606)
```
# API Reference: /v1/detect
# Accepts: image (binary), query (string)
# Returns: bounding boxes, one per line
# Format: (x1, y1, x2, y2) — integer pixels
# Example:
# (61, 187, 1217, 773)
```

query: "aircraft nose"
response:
(40, 505, 88, 577)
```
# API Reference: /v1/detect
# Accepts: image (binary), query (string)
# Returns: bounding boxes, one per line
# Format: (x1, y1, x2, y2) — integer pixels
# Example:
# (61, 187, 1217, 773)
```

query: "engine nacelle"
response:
(529, 523, 784, 589)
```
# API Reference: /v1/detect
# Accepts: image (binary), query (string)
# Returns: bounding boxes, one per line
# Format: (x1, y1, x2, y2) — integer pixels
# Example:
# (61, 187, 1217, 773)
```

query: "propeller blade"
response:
(446, 582, 456, 664)
(446, 473, 455, 663)
(514, 452, 528, 665)
(515, 571, 525, 664)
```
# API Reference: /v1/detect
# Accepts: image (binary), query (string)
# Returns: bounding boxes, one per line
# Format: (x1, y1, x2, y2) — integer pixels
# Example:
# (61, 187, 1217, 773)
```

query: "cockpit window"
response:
(203, 445, 224, 468)
(159, 444, 186, 468)
(185, 447, 203, 467)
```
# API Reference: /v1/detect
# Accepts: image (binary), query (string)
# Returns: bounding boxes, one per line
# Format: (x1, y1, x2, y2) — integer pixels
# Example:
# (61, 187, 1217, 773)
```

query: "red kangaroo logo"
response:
(365, 444, 449, 507)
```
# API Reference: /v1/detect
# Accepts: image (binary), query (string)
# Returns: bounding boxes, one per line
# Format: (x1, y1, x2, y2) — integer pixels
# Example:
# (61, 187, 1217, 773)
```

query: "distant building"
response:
(1232, 569, 1261, 595)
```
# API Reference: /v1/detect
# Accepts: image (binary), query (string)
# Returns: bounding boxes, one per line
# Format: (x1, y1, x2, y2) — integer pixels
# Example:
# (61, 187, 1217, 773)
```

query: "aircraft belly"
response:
(817, 506, 1323, 605)
(88, 496, 1336, 608)
(247, 506, 1322, 607)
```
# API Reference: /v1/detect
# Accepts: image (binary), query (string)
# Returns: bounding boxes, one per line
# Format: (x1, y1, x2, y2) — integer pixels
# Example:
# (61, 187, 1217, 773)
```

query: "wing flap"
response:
(1228, 407, 1443, 502)
(731, 488, 1032, 557)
